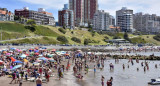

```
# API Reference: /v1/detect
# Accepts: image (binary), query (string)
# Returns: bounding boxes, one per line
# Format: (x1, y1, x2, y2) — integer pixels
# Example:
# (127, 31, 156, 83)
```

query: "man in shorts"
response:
(36, 77, 42, 86)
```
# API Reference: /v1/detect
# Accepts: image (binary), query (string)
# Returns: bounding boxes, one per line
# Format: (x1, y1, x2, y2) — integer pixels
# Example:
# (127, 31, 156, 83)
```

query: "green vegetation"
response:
(130, 37, 146, 44)
(0, 21, 160, 45)
(124, 32, 131, 42)
(153, 34, 160, 41)
(0, 22, 29, 33)
(34, 26, 59, 37)
(58, 28, 66, 34)
(57, 36, 68, 44)
(71, 37, 81, 43)
(5, 37, 60, 44)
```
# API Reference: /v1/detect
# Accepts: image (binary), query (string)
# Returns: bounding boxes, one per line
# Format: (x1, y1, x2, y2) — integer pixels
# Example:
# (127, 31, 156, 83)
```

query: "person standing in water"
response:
(94, 65, 96, 74)
(107, 77, 113, 86)
(101, 76, 105, 86)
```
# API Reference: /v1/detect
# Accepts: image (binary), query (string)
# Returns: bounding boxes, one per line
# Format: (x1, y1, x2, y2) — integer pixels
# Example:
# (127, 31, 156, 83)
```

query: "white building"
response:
(93, 10, 114, 31)
(116, 7, 133, 32)
(0, 8, 14, 21)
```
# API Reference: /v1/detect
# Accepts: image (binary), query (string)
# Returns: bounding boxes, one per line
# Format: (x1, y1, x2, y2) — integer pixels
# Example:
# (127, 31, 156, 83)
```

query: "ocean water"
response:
(105, 51, 160, 56)
(81, 59, 160, 86)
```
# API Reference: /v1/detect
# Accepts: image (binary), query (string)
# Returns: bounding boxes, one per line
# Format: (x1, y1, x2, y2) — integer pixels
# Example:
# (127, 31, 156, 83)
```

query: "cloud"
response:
(99, 0, 160, 16)
(19, 0, 160, 20)
(19, 0, 67, 10)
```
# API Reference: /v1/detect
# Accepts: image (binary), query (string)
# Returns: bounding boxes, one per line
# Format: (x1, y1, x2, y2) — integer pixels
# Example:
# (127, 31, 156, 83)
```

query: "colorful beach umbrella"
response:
(52, 49, 56, 52)
(11, 65, 22, 70)
(20, 54, 27, 58)
(13, 60, 23, 64)
(38, 57, 48, 61)
(24, 59, 28, 62)
(0, 60, 4, 65)
(10, 57, 16, 62)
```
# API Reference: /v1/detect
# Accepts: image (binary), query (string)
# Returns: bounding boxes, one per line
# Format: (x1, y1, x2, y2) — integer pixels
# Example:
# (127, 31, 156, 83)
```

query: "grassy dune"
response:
(0, 21, 160, 45)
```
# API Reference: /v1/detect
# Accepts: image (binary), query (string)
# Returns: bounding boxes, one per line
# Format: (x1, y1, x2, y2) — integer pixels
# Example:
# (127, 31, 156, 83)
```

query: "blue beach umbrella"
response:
(13, 60, 23, 64)
(38, 57, 48, 61)
(11, 65, 22, 70)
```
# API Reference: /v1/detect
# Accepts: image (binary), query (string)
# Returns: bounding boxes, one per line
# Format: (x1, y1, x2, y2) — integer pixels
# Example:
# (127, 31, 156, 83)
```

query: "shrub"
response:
(91, 31, 96, 37)
(25, 26, 36, 32)
(58, 28, 66, 34)
(84, 39, 95, 45)
(113, 36, 121, 39)
(71, 37, 81, 43)
(104, 36, 109, 39)
(153, 34, 160, 41)
(71, 31, 74, 34)
(57, 36, 68, 43)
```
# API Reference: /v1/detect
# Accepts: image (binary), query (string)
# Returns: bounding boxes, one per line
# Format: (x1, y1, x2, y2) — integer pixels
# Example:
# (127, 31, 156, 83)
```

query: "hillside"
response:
(0, 21, 160, 45)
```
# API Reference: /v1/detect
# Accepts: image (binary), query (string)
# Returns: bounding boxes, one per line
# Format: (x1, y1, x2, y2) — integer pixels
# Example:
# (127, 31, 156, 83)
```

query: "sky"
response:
(0, 0, 160, 21)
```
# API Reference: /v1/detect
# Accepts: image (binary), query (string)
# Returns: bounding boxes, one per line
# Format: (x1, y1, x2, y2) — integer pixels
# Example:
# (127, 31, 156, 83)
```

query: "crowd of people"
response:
(0, 46, 159, 86)
(0, 47, 114, 86)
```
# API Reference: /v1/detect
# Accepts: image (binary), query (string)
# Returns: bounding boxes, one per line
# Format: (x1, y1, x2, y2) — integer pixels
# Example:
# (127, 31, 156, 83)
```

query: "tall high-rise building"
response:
(133, 12, 160, 34)
(116, 7, 133, 32)
(58, 4, 75, 29)
(84, 0, 98, 25)
(69, 0, 98, 26)
(93, 10, 114, 31)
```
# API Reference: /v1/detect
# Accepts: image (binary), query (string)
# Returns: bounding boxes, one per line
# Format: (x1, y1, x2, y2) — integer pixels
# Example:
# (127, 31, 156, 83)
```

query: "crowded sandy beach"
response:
(0, 46, 160, 86)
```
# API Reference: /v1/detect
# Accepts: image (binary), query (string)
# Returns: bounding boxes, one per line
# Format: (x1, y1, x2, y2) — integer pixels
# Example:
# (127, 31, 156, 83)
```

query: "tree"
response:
(91, 31, 96, 37)
(71, 37, 81, 43)
(57, 36, 68, 43)
(84, 39, 89, 45)
(26, 19, 36, 26)
(14, 16, 21, 21)
(25, 19, 36, 32)
(124, 32, 130, 42)
(58, 28, 66, 34)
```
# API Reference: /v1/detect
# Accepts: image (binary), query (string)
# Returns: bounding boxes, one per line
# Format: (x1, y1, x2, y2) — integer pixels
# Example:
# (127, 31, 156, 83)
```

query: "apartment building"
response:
(0, 8, 14, 21)
(116, 7, 133, 32)
(93, 10, 114, 31)
(15, 7, 55, 25)
(58, 4, 75, 29)
(133, 12, 160, 34)
(69, 0, 98, 26)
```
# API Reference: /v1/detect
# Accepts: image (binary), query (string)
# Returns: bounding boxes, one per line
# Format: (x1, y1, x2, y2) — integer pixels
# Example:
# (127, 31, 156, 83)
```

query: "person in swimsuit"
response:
(36, 77, 42, 86)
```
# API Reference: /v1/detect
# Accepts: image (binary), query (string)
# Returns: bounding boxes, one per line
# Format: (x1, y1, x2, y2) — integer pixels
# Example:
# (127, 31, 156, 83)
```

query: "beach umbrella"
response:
(0, 60, 4, 65)
(52, 49, 56, 52)
(11, 65, 22, 70)
(38, 57, 48, 61)
(13, 60, 23, 64)
(33, 62, 40, 66)
(35, 47, 39, 50)
(35, 50, 39, 53)
(29, 49, 33, 52)
(65, 54, 69, 56)
(42, 47, 47, 49)
(35, 53, 39, 55)
(61, 51, 66, 54)
(24, 59, 28, 62)
(10, 48, 16, 50)
(49, 59, 55, 62)
(39, 54, 43, 57)
(6, 53, 11, 56)
(10, 57, 16, 62)
(48, 54, 53, 58)
(3, 51, 7, 54)
(20, 54, 27, 58)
